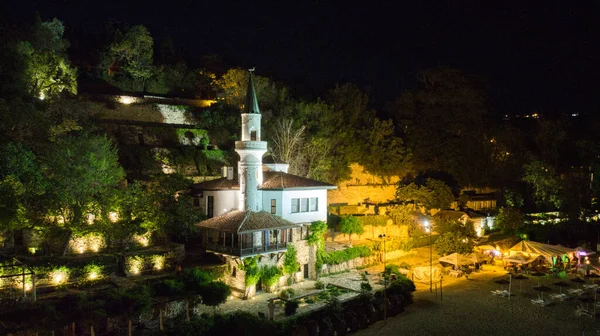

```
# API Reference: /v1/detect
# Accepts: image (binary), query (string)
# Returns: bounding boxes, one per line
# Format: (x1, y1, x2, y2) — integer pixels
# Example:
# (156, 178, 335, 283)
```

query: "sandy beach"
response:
(355, 263, 600, 336)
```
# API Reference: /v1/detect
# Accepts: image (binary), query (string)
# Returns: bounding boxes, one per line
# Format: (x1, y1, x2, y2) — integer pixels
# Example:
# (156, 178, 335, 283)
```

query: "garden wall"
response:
(320, 255, 379, 275)
(327, 224, 408, 243)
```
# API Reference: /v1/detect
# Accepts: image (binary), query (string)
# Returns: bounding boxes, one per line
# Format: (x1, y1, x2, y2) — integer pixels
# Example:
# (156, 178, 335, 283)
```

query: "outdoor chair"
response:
(576, 305, 594, 318)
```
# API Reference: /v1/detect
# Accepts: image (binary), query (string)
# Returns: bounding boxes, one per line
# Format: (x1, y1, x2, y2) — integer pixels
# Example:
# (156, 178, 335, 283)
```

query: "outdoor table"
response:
(567, 289, 584, 296)
(449, 270, 463, 278)
(583, 284, 598, 290)
(549, 293, 568, 301)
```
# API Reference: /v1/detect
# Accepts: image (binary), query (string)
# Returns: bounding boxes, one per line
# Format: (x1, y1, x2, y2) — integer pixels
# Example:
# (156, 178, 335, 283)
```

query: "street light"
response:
(379, 233, 387, 321)
(424, 219, 432, 292)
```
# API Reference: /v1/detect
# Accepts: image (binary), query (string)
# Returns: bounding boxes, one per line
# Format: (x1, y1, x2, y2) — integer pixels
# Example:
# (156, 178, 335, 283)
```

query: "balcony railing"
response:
(203, 242, 288, 257)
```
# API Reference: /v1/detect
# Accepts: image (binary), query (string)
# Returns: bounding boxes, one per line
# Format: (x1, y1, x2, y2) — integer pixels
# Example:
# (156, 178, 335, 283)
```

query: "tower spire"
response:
(244, 68, 260, 114)
(235, 68, 267, 212)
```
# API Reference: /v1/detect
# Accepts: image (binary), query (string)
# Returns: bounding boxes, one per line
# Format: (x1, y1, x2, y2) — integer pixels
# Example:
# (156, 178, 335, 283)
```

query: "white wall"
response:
(204, 190, 239, 217)
(281, 189, 329, 224)
(261, 190, 283, 217)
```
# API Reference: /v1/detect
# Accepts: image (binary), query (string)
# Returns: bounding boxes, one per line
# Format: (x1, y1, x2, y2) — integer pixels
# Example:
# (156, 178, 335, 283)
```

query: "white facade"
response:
(194, 71, 334, 223)
(200, 190, 239, 217)
(279, 189, 329, 224)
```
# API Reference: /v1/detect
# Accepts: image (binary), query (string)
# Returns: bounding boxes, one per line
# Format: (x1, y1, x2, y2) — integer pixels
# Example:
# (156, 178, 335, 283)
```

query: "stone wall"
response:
(222, 236, 315, 298)
(321, 255, 379, 275)
(327, 163, 401, 206)
(327, 224, 409, 243)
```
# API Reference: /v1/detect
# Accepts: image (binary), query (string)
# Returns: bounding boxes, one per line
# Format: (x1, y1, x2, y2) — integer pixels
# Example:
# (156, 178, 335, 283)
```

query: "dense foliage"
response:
(320, 246, 372, 265)
(339, 215, 364, 243)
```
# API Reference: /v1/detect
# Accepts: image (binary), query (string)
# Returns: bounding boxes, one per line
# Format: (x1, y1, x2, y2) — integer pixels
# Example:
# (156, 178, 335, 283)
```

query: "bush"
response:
(384, 264, 401, 278)
(260, 266, 282, 289)
(314, 280, 326, 289)
(360, 282, 372, 292)
(181, 268, 213, 292)
(284, 300, 299, 316)
(200, 281, 231, 312)
(153, 279, 185, 296)
(387, 275, 416, 305)
(321, 246, 372, 265)
(279, 288, 296, 300)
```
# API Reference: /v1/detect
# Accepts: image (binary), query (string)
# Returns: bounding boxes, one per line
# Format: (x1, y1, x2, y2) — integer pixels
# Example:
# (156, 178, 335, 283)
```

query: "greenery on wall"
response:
(320, 246, 372, 265)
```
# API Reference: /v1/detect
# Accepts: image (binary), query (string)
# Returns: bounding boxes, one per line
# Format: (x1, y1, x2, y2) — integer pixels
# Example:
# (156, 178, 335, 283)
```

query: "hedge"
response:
(321, 246, 372, 265)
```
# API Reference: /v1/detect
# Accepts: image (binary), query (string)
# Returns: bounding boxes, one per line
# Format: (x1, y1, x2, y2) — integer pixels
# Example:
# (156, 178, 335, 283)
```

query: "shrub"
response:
(386, 275, 416, 305)
(284, 300, 299, 316)
(339, 215, 364, 243)
(200, 281, 231, 313)
(260, 266, 282, 289)
(384, 264, 401, 278)
(181, 268, 214, 292)
(153, 279, 185, 296)
(83, 263, 104, 281)
(279, 288, 296, 300)
(283, 245, 300, 279)
(314, 280, 326, 289)
(321, 246, 372, 265)
(242, 257, 261, 287)
(360, 282, 373, 292)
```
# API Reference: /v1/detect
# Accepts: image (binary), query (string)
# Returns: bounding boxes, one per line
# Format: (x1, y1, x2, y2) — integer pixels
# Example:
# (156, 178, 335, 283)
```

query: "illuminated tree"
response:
(100, 25, 155, 91)
(395, 178, 454, 215)
(495, 206, 526, 235)
(43, 133, 125, 253)
(522, 160, 562, 209)
(0, 143, 46, 233)
(17, 18, 77, 99)
(269, 118, 306, 173)
(359, 118, 410, 181)
(283, 245, 300, 284)
(339, 215, 364, 243)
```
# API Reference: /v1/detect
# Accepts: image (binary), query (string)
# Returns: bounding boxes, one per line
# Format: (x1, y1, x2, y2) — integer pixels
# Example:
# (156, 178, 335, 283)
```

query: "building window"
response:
(207, 196, 214, 218)
(250, 130, 257, 141)
(271, 199, 276, 214)
(291, 198, 319, 213)
(301, 198, 309, 212)
(310, 197, 318, 211)
(291, 198, 300, 213)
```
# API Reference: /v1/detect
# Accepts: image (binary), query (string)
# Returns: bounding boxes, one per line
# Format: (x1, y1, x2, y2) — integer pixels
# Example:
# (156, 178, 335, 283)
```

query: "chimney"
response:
(227, 167, 234, 180)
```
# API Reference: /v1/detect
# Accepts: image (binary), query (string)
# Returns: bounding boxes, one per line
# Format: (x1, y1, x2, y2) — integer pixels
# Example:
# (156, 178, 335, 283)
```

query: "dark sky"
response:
(2, 1, 600, 115)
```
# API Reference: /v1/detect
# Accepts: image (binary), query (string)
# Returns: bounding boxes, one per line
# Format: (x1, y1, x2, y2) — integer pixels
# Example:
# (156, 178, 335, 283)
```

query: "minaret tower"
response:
(235, 69, 267, 211)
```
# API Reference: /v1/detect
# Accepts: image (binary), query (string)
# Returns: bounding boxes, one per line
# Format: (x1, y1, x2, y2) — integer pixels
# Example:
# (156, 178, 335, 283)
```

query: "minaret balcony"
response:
(235, 141, 267, 150)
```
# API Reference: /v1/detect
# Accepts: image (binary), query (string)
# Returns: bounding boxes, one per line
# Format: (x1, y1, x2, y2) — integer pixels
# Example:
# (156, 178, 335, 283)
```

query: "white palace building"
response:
(192, 69, 336, 296)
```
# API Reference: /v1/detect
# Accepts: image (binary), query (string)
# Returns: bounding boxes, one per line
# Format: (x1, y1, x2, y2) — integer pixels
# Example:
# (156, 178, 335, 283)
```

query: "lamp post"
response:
(424, 220, 432, 292)
(379, 233, 387, 321)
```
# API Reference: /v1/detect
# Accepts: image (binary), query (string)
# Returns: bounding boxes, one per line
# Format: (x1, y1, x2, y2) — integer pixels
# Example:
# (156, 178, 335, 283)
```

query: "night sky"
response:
(2, 1, 599, 115)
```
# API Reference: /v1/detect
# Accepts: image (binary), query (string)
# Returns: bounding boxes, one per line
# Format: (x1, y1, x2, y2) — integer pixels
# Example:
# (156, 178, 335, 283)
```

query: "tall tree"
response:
(269, 118, 306, 173)
(100, 25, 154, 91)
(359, 118, 410, 181)
(388, 67, 490, 186)
(396, 178, 454, 215)
(17, 18, 77, 99)
(522, 160, 563, 209)
(43, 133, 125, 252)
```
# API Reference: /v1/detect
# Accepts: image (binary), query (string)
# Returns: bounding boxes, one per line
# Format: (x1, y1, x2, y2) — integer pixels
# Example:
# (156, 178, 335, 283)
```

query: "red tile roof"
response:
(191, 171, 336, 193)
(196, 210, 299, 233)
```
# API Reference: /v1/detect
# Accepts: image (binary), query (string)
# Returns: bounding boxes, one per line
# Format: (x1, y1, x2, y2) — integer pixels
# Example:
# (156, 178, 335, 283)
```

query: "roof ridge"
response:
(237, 211, 251, 233)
